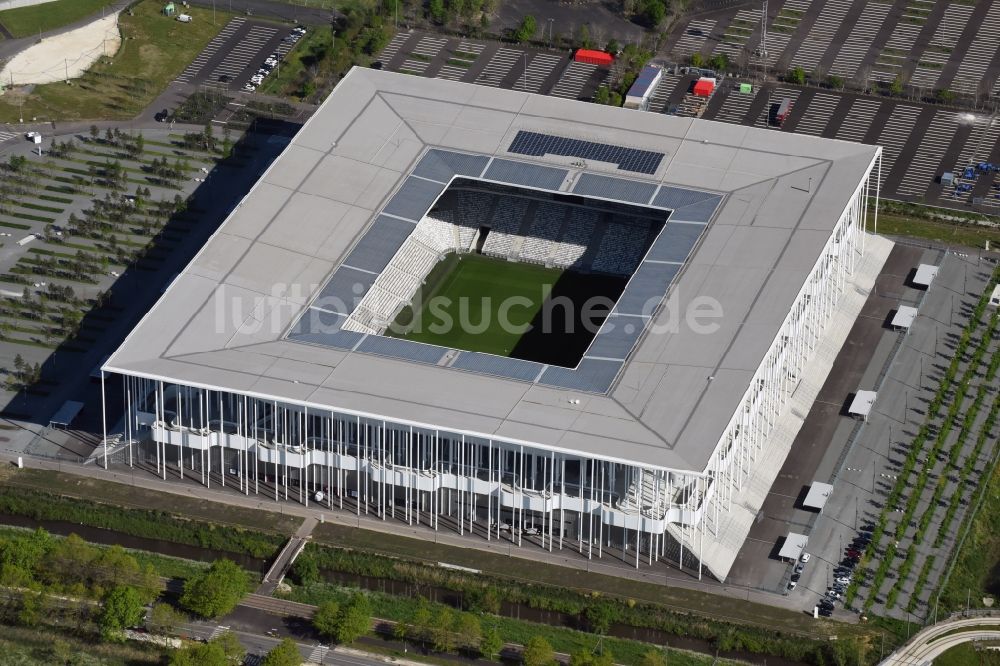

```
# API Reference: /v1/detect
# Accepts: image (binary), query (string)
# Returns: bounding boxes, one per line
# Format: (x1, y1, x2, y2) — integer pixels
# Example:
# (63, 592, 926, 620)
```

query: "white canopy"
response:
(779, 532, 808, 561)
(891, 305, 918, 329)
(913, 264, 938, 288)
(849, 390, 877, 420)
(804, 481, 833, 511)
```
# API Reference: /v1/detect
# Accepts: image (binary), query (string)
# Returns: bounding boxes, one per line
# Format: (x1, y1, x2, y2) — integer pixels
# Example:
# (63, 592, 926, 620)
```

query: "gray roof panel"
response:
(342, 215, 414, 273)
(382, 177, 448, 221)
(450, 352, 544, 383)
(484, 159, 567, 190)
(616, 262, 682, 316)
(653, 185, 718, 209)
(573, 173, 658, 204)
(646, 222, 706, 263)
(413, 149, 490, 183)
(356, 336, 448, 365)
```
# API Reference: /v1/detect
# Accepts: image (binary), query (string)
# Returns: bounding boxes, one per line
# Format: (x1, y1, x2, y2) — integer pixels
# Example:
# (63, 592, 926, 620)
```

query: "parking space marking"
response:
(754, 87, 800, 129)
(870, 22, 923, 84)
(207, 25, 278, 86)
(762, 0, 811, 67)
(476, 47, 522, 87)
(710, 85, 755, 124)
(175, 17, 245, 83)
(399, 34, 447, 76)
(828, 1, 891, 80)
(793, 92, 840, 136)
(674, 19, 716, 58)
(550, 61, 599, 99)
(714, 9, 760, 59)
(789, 0, 852, 72)
(379, 32, 410, 63)
(511, 52, 562, 93)
(950, 3, 1000, 95)
(645, 71, 680, 113)
(873, 105, 921, 188)
(0, 131, 17, 144)
(834, 98, 880, 143)
(438, 41, 483, 81)
(909, 4, 974, 90)
(896, 111, 960, 198)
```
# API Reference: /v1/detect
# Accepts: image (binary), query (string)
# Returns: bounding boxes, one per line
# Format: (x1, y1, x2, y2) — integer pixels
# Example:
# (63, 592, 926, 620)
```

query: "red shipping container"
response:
(574, 49, 614, 67)
(693, 78, 716, 97)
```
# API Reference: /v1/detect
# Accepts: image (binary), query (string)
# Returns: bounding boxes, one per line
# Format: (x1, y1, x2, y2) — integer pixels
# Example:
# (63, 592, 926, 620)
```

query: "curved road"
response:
(879, 617, 1000, 665)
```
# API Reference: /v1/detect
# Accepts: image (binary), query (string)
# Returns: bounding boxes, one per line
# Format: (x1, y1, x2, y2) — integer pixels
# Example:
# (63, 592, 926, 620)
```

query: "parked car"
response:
(790, 573, 801, 582)
(826, 590, 840, 599)
(800, 552, 811, 563)
(787, 580, 797, 590)
(795, 563, 805, 574)
(836, 576, 851, 585)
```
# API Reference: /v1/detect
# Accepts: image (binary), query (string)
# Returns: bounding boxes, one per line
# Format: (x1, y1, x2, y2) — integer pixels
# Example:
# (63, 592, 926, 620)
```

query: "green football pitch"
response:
(387, 253, 628, 365)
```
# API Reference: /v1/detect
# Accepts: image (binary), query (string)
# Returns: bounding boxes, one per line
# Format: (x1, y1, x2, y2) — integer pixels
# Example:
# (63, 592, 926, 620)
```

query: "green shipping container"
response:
(740, 83, 752, 94)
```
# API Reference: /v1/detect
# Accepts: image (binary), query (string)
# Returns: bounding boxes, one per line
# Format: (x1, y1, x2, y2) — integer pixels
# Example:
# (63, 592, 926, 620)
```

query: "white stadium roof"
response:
(105, 67, 880, 473)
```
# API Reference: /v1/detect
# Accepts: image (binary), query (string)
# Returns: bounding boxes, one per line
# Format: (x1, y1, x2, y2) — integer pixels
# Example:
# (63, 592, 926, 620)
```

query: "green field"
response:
(0, 0, 231, 121)
(389, 253, 557, 357)
(0, 0, 114, 37)
(388, 252, 627, 366)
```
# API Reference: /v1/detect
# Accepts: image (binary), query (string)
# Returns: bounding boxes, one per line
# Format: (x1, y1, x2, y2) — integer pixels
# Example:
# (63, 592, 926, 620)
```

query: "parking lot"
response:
(173, 16, 297, 93)
(378, 30, 607, 102)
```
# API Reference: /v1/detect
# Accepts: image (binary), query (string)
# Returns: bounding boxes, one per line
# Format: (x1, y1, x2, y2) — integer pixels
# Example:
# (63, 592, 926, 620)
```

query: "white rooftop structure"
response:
(849, 390, 878, 420)
(803, 481, 833, 511)
(913, 263, 938, 287)
(990, 284, 1000, 306)
(891, 305, 918, 330)
(778, 532, 808, 561)
(102, 68, 888, 581)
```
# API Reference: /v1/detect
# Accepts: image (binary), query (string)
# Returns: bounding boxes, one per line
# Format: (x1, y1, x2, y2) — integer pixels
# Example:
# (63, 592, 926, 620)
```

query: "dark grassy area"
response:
(0, 0, 113, 37)
(0, 466, 302, 536)
(309, 521, 878, 643)
(932, 641, 1000, 665)
(388, 253, 625, 366)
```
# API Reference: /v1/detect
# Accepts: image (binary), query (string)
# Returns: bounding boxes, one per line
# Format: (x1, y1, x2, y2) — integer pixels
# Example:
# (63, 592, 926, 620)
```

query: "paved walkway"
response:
(879, 615, 1000, 665)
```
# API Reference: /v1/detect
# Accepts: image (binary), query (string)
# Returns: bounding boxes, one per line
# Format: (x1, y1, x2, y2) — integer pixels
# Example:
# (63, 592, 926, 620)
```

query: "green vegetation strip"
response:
(0, 0, 114, 37)
(0, 480, 285, 559)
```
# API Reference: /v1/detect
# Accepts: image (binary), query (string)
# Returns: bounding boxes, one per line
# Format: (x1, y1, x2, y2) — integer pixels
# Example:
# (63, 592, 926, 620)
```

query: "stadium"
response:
(102, 68, 892, 581)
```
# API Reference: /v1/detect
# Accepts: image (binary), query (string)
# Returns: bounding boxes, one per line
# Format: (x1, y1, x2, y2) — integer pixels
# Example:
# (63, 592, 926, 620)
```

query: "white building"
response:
(102, 68, 891, 581)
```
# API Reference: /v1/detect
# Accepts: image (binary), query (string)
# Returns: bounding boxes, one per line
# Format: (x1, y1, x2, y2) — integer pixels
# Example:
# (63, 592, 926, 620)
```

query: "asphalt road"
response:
(879, 616, 1000, 665)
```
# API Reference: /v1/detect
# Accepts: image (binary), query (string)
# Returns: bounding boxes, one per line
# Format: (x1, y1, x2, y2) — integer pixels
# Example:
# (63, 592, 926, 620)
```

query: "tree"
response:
(788, 66, 806, 85)
(262, 637, 301, 666)
(480, 624, 502, 660)
(147, 602, 184, 639)
(430, 606, 456, 653)
(828, 75, 844, 90)
(594, 86, 611, 105)
(290, 552, 319, 586)
(889, 74, 903, 96)
(170, 642, 228, 666)
(935, 88, 955, 104)
(98, 585, 145, 641)
(135, 133, 145, 156)
(522, 636, 554, 666)
(514, 14, 536, 42)
(571, 650, 614, 666)
(428, 0, 446, 23)
(640, 0, 666, 27)
(690, 52, 704, 68)
(577, 23, 591, 49)
(411, 597, 433, 644)
(312, 600, 340, 641)
(212, 631, 246, 665)
(454, 613, 482, 650)
(179, 559, 248, 619)
(605, 38, 619, 55)
(584, 602, 616, 634)
(334, 593, 370, 644)
(89, 125, 99, 141)
(709, 52, 728, 72)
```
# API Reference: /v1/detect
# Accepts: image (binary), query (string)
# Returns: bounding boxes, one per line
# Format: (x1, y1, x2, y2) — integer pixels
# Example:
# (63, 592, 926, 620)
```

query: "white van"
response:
(176, 14, 192, 22)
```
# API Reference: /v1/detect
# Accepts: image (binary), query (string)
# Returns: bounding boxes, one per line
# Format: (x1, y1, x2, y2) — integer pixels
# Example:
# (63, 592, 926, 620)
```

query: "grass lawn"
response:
(876, 207, 1000, 248)
(0, 466, 303, 536)
(259, 25, 333, 99)
(0, 0, 232, 122)
(388, 253, 557, 357)
(933, 641, 1000, 665)
(0, 0, 114, 37)
(938, 458, 1000, 611)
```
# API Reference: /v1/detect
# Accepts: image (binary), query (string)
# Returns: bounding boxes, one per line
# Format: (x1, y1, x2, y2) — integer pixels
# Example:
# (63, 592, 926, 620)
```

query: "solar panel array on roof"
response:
(316, 266, 374, 312)
(342, 215, 414, 273)
(646, 222, 705, 263)
(356, 336, 448, 365)
(383, 176, 448, 221)
(484, 159, 568, 190)
(450, 353, 544, 382)
(615, 262, 682, 316)
(509, 130, 664, 175)
(413, 149, 490, 183)
(573, 173, 658, 204)
(539, 358, 622, 392)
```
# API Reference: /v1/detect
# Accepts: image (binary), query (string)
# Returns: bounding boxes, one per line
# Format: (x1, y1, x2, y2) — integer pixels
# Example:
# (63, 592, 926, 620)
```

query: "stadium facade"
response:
(103, 68, 890, 581)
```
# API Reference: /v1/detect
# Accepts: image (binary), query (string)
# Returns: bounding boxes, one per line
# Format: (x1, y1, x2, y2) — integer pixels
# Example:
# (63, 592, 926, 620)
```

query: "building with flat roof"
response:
(103, 68, 889, 581)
